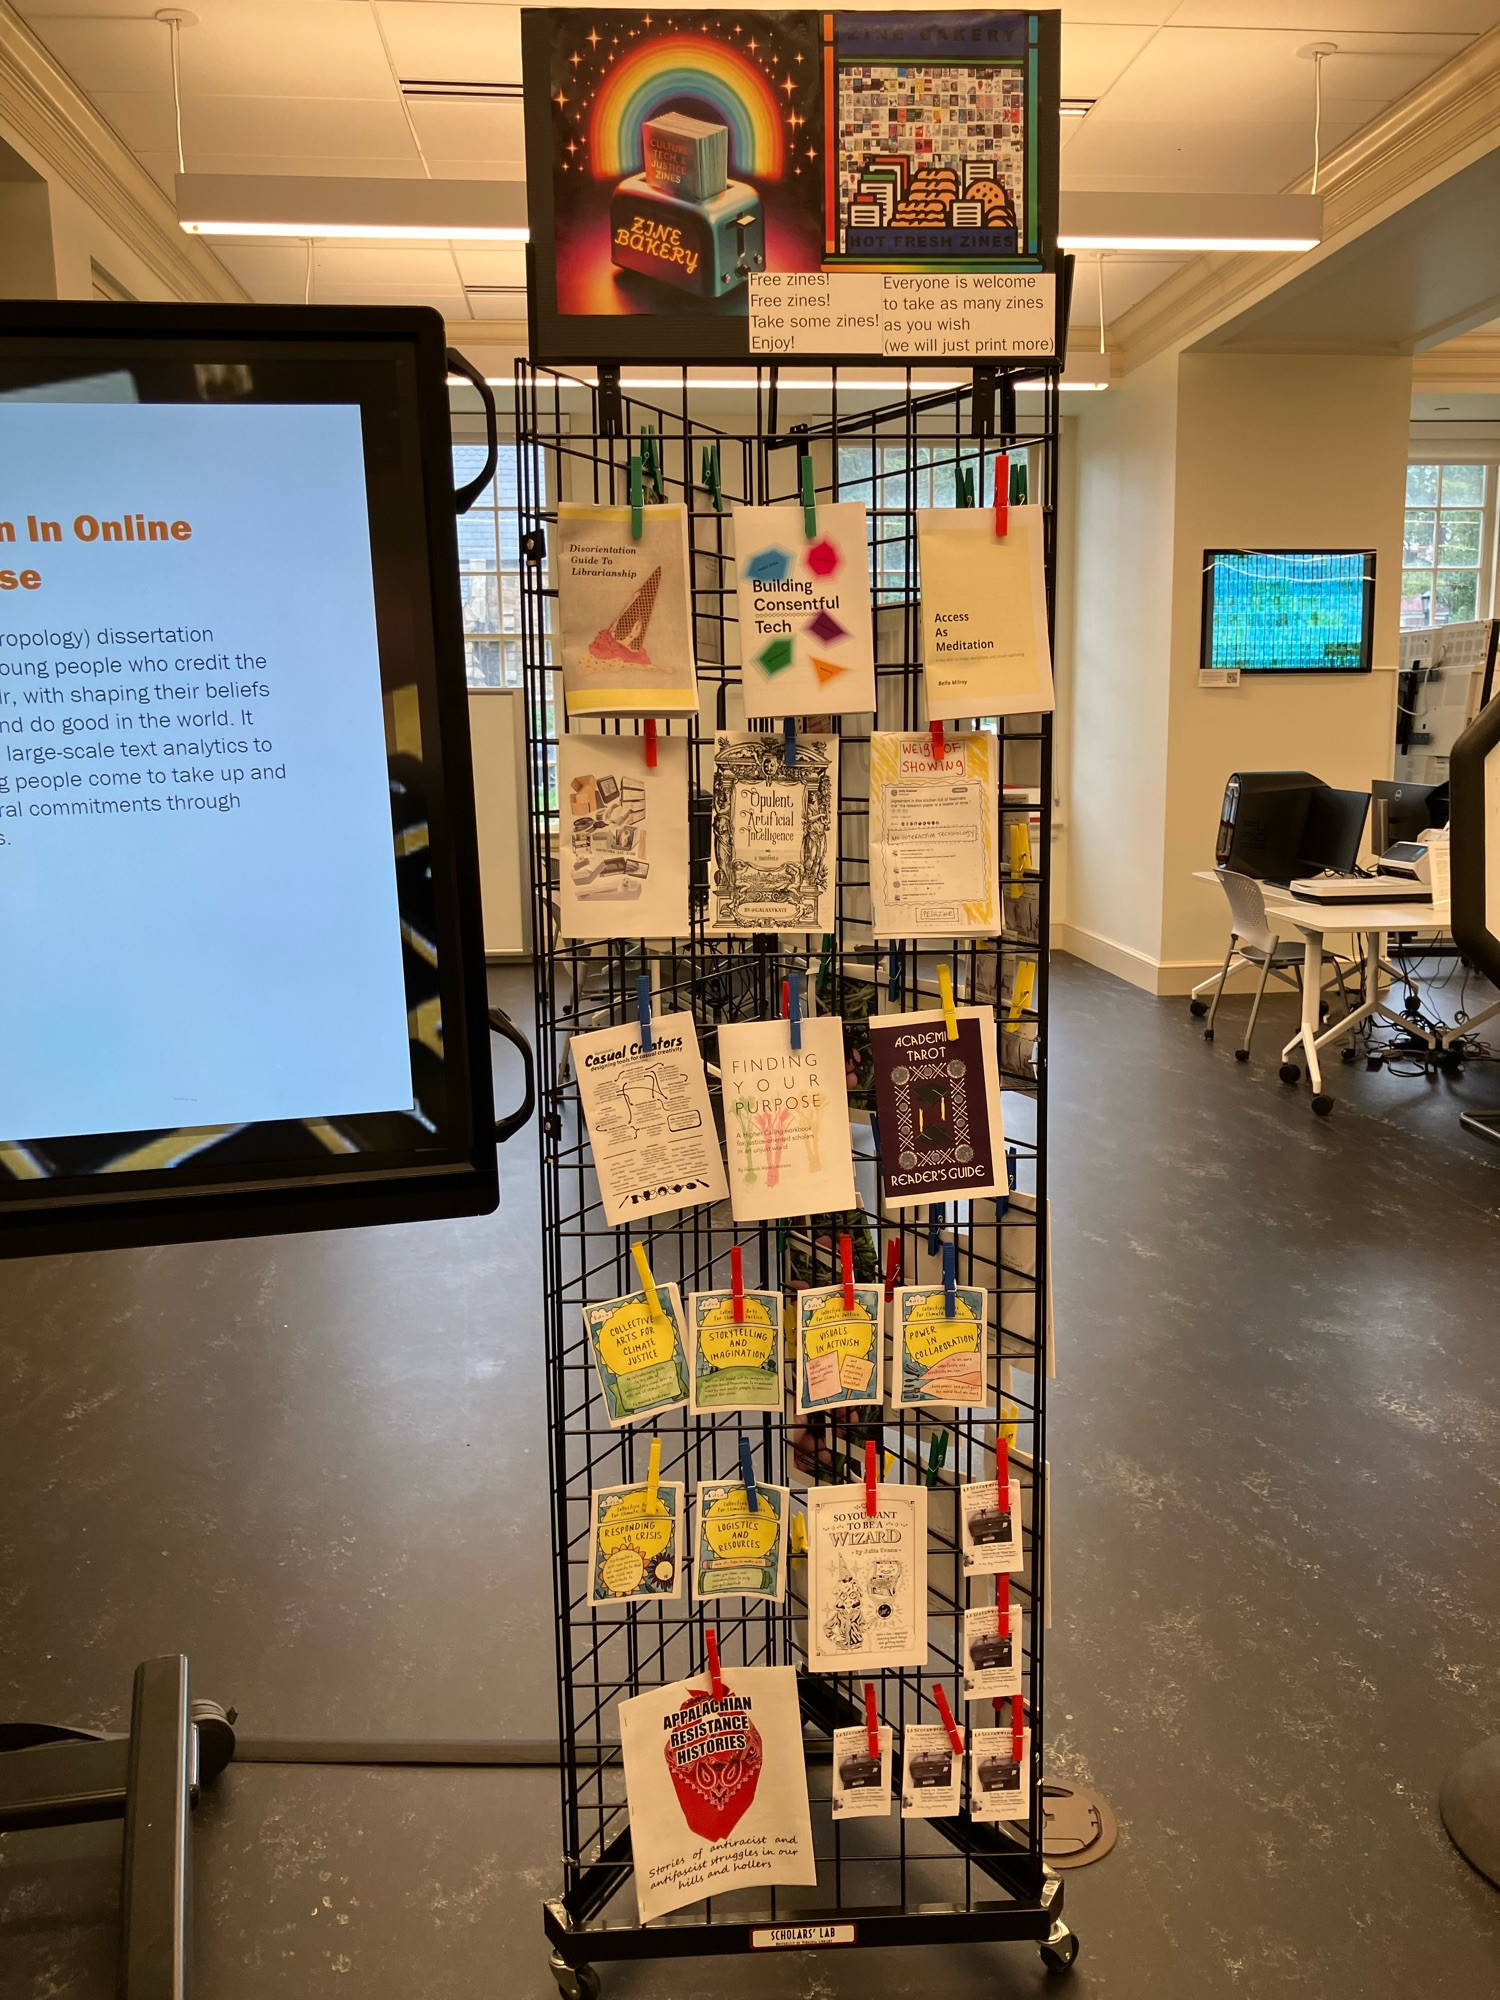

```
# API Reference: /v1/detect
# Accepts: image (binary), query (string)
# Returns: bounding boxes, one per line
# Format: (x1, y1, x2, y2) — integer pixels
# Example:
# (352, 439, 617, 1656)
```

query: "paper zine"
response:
(717, 1015, 856, 1224)
(918, 505, 1054, 721)
(868, 1006, 1006, 1208)
(555, 502, 698, 718)
(587, 1480, 685, 1607)
(572, 1012, 728, 1229)
(805, 1483, 928, 1673)
(708, 732, 837, 934)
(732, 502, 875, 718)
(581, 1282, 690, 1427)
(558, 732, 691, 940)
(868, 731, 1000, 937)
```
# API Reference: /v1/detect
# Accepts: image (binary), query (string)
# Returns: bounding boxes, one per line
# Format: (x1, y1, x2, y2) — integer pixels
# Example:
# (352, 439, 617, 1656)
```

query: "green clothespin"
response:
(640, 424, 664, 505)
(1010, 456, 1028, 506)
(628, 453, 644, 540)
(956, 465, 975, 509)
(701, 442, 723, 513)
(925, 1429, 949, 1488)
(799, 453, 817, 540)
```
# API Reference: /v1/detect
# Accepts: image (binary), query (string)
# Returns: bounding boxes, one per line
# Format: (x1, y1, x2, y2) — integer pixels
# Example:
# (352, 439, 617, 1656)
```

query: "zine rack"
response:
(517, 356, 1072, 1991)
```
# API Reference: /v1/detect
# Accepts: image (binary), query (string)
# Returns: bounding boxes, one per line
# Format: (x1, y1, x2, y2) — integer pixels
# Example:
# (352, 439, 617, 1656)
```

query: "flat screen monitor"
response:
(1201, 550, 1376, 674)
(1296, 786, 1369, 876)
(0, 303, 495, 1257)
(1371, 777, 1448, 852)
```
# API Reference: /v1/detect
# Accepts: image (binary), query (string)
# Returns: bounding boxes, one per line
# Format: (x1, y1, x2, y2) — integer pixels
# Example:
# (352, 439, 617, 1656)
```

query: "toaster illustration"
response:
(969, 1629, 1013, 1673)
(610, 113, 765, 300)
(838, 1750, 884, 1791)
(967, 1506, 1014, 1547)
(907, 1748, 954, 1790)
(977, 1754, 1022, 1795)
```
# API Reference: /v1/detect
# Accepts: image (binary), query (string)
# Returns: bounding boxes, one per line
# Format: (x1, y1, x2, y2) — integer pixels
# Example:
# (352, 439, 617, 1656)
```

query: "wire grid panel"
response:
(517, 359, 1057, 1937)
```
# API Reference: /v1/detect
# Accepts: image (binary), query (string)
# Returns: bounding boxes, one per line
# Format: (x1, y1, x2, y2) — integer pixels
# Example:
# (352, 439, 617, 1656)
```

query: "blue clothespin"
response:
(783, 715, 798, 769)
(738, 1435, 760, 1514)
(998, 1143, 1016, 1216)
(927, 1203, 945, 1257)
(942, 1239, 957, 1320)
(786, 971, 802, 1052)
(637, 975, 653, 1053)
(869, 1111, 881, 1166)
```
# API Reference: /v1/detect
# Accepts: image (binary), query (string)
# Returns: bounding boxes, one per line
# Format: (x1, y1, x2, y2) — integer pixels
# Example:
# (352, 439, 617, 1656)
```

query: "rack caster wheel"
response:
(1189, 998, 1208, 1017)
(1234, 1048, 1249, 1063)
(549, 1957, 600, 2000)
(1040, 1922, 1080, 1974)
(1312, 1093, 1334, 1117)
(1203, 1028, 1214, 1041)
(1442, 1052, 1464, 1075)
(1340, 1046, 1357, 1063)
(1279, 1062, 1300, 1084)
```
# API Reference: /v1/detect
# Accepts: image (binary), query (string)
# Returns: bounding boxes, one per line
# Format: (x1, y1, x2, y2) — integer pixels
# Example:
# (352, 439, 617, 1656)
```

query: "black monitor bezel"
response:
(0, 302, 497, 1257)
(1200, 548, 1378, 675)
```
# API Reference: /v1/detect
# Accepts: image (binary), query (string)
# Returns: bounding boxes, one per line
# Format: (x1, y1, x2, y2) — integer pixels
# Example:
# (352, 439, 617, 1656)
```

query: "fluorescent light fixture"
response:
(176, 173, 529, 242)
(1058, 191, 1321, 254)
(1060, 99, 1095, 119)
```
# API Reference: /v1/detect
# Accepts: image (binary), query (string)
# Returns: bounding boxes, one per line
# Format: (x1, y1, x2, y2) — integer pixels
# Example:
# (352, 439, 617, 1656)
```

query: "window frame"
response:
(1402, 457, 1498, 630)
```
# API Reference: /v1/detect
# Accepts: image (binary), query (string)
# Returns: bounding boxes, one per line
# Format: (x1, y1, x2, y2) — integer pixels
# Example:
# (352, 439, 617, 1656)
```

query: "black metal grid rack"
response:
(515, 357, 1069, 1989)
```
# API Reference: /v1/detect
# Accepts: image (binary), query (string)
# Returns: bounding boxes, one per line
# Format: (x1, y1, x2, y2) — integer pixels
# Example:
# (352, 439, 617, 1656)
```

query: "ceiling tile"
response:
(374, 1, 522, 82)
(176, 93, 420, 161)
(406, 98, 525, 168)
(1060, 22, 1157, 98)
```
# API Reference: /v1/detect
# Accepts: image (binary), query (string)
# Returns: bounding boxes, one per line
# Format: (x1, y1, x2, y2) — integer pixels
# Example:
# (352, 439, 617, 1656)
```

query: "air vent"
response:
(400, 79, 523, 101)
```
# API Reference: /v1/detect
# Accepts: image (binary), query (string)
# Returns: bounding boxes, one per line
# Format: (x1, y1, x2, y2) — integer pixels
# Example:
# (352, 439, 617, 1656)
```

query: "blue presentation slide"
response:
(0, 401, 414, 1143)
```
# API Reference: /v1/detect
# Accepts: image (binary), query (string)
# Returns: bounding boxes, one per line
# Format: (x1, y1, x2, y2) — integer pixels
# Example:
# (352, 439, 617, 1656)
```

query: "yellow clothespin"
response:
(1008, 819, 1031, 901)
(1000, 1401, 1019, 1447)
(632, 1243, 665, 1323)
(937, 963, 959, 1042)
(791, 1514, 808, 1556)
(645, 1435, 662, 1511)
(1008, 959, 1036, 1025)
(884, 1450, 896, 1478)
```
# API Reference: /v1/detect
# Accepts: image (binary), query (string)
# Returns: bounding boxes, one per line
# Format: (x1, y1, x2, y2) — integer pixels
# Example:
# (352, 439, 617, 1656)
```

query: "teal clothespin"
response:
(783, 714, 798, 769)
(640, 424, 663, 505)
(701, 442, 723, 513)
(799, 453, 817, 540)
(925, 1429, 949, 1488)
(1010, 456, 1028, 506)
(956, 465, 975, 509)
(628, 453, 644, 540)
(942, 1239, 957, 1320)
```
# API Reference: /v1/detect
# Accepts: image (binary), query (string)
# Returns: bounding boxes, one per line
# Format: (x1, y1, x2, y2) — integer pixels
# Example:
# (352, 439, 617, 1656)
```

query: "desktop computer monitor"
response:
(1296, 786, 1369, 877)
(1215, 771, 1324, 884)
(1371, 778, 1448, 853)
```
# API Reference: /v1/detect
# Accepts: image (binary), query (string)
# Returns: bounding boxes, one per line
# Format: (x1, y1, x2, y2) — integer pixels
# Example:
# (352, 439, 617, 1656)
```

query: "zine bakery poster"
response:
(717, 1015, 856, 1223)
(693, 1480, 789, 1601)
(618, 1665, 816, 1922)
(805, 1483, 928, 1672)
(868, 1006, 1006, 1207)
(918, 506, 1054, 721)
(892, 1283, 988, 1408)
(795, 1281, 884, 1413)
(555, 503, 699, 718)
(572, 1012, 728, 1228)
(587, 1480, 686, 1606)
(558, 733, 691, 939)
(868, 732, 999, 937)
(582, 1282, 691, 1426)
(733, 502, 875, 717)
(688, 1288, 782, 1412)
(709, 732, 837, 933)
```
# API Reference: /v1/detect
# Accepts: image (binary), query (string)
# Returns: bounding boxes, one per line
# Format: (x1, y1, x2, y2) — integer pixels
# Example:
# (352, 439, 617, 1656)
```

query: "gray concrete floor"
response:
(3, 955, 1500, 1997)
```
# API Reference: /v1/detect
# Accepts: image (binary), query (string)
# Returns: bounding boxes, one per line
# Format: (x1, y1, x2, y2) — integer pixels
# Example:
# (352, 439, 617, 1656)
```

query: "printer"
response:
(1288, 828, 1450, 905)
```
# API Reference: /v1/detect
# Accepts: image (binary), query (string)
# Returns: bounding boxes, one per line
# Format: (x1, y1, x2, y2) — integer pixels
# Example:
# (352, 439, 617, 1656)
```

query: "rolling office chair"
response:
(1192, 870, 1352, 1062)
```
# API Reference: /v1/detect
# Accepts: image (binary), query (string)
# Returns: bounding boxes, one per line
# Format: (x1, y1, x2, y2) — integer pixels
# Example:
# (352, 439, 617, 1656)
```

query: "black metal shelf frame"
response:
(516, 357, 1065, 1984)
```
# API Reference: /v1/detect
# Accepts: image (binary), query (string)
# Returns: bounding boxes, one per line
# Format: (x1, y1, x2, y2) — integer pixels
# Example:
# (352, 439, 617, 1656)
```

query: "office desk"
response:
(1260, 892, 1452, 1109)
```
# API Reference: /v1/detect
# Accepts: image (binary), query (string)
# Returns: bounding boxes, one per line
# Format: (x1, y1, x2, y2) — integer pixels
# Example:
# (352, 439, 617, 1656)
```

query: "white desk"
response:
(1260, 891, 1451, 1106)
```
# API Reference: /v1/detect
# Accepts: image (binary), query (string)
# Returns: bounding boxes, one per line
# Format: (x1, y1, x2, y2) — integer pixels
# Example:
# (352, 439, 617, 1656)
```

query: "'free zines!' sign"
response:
(748, 271, 1056, 358)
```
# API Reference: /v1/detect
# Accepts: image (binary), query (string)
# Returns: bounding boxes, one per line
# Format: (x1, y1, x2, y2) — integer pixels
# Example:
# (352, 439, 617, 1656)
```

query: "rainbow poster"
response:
(521, 10, 1059, 365)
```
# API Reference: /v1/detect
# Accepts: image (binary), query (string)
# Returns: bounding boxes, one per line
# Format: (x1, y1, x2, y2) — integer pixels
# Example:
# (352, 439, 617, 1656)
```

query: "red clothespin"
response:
(863, 1681, 880, 1761)
(883, 1237, 901, 1302)
(994, 451, 1010, 539)
(840, 1233, 855, 1313)
(643, 718, 658, 769)
(705, 1627, 726, 1700)
(933, 1683, 965, 1756)
(997, 1570, 1010, 1638)
(730, 1243, 745, 1325)
(1010, 1693, 1024, 1763)
(997, 1434, 1010, 1520)
(864, 1437, 878, 1518)
(930, 718, 945, 766)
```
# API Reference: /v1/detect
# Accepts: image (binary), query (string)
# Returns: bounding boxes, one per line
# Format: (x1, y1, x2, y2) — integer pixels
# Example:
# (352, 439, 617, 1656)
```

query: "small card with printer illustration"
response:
(558, 731, 691, 941)
(693, 1480, 789, 1603)
(869, 732, 1000, 938)
(688, 1289, 782, 1413)
(892, 1285, 988, 1408)
(572, 1014, 729, 1230)
(918, 505, 1054, 721)
(831, 1724, 894, 1819)
(959, 1477, 1024, 1575)
(554, 501, 699, 719)
(794, 1281, 884, 1414)
(717, 1015, 856, 1223)
(869, 1008, 1006, 1208)
(708, 732, 837, 934)
(587, 1479, 686, 1607)
(901, 1722, 964, 1818)
(805, 1483, 928, 1673)
(618, 1664, 817, 1923)
(969, 1724, 1031, 1823)
(582, 1283, 690, 1427)
(732, 502, 875, 719)
(962, 1602, 1023, 1700)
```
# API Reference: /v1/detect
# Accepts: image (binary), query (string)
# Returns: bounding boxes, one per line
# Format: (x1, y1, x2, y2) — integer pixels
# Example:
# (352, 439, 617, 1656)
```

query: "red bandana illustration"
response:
(663, 1688, 764, 1843)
